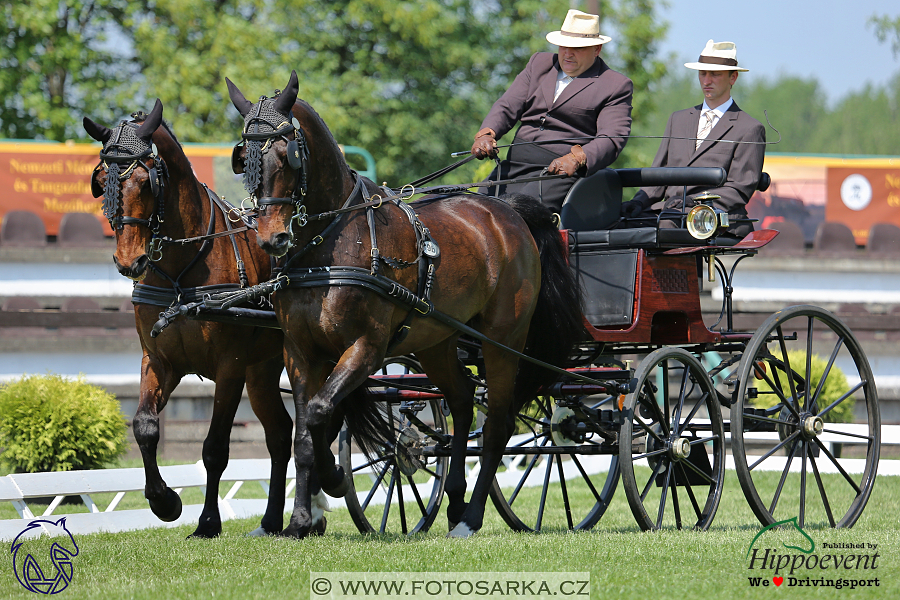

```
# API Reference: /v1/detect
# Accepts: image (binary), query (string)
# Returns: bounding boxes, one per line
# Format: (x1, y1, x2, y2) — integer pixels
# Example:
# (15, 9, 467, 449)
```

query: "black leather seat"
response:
(559, 169, 623, 231)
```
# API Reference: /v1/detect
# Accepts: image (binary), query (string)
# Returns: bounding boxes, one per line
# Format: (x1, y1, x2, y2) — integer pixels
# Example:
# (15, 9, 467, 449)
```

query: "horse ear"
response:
(273, 70, 298, 116)
(136, 99, 163, 143)
(83, 117, 112, 144)
(226, 77, 252, 117)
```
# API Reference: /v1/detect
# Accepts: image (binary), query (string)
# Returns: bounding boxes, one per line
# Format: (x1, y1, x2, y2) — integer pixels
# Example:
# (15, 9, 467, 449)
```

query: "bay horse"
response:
(226, 71, 583, 537)
(83, 100, 300, 538)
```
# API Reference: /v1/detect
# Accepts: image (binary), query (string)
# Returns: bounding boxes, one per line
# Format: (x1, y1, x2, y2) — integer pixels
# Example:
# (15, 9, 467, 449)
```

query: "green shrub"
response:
(0, 374, 128, 473)
(751, 350, 855, 423)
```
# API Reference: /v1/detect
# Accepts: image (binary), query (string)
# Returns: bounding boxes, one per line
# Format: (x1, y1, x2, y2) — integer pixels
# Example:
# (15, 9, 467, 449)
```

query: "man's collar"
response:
(701, 97, 734, 115)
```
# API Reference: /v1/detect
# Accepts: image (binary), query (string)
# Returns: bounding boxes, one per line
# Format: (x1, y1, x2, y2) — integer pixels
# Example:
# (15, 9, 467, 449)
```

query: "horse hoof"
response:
(148, 488, 183, 522)
(280, 523, 310, 539)
(448, 520, 458, 532)
(322, 467, 350, 498)
(447, 522, 477, 539)
(246, 527, 273, 537)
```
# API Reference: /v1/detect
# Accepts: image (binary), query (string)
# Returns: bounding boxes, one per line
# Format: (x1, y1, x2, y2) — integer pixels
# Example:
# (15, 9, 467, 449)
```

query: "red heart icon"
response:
(773, 577, 783, 586)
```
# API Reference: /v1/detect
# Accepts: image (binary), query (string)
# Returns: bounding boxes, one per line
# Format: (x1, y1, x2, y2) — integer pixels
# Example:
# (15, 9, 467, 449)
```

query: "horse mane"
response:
(295, 99, 349, 173)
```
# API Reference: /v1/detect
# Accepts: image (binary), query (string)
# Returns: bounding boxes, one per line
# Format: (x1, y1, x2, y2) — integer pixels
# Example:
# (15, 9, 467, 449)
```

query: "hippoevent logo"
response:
(746, 517, 880, 590)
(10, 518, 80, 594)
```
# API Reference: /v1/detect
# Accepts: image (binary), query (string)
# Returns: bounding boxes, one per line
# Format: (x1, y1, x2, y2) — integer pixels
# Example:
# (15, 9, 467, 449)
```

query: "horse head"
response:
(226, 71, 352, 257)
(84, 99, 166, 281)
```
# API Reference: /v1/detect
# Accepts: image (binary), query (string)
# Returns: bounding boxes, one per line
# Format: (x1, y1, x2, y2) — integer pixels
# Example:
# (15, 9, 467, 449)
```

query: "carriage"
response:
(85, 77, 879, 539)
(335, 166, 880, 535)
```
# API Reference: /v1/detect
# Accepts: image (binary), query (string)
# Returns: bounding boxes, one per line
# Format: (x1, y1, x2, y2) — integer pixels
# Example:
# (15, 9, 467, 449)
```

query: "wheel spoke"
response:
(632, 447, 672, 462)
(821, 427, 873, 441)
(810, 335, 846, 410)
(379, 467, 397, 534)
(678, 454, 716, 485)
(656, 462, 672, 529)
(799, 441, 808, 529)
(677, 462, 703, 521)
(749, 430, 801, 471)
(396, 469, 408, 535)
(756, 359, 803, 421)
(406, 473, 428, 516)
(362, 460, 392, 511)
(508, 439, 549, 506)
(352, 454, 391, 474)
(805, 316, 814, 411)
(556, 455, 574, 530)
(817, 381, 866, 420)
(640, 381, 670, 437)
(670, 471, 682, 529)
(634, 414, 667, 446)
(671, 363, 690, 432)
(808, 450, 836, 527)
(777, 325, 803, 411)
(640, 457, 667, 502)
(571, 454, 604, 504)
(812, 437, 862, 495)
(535, 451, 554, 532)
(767, 437, 797, 515)
(676, 392, 709, 435)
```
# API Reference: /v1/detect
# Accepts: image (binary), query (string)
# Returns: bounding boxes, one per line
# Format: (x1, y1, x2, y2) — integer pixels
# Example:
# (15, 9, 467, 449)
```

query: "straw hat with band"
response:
(545, 10, 612, 48)
(684, 40, 749, 72)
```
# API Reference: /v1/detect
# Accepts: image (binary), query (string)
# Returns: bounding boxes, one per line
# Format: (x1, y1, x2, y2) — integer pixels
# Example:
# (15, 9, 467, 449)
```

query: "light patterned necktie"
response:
(695, 110, 715, 150)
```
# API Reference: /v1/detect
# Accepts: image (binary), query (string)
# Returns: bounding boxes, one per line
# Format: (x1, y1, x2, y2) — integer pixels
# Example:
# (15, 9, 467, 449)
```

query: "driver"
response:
(470, 9, 633, 212)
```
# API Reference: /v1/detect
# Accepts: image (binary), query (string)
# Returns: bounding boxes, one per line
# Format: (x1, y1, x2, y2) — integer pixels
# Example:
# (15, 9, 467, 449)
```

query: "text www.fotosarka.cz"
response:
(309, 572, 590, 599)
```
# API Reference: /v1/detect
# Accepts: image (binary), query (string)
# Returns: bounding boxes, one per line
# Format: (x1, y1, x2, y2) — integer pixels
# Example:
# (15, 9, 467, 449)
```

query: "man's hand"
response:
(620, 200, 645, 218)
(547, 145, 586, 177)
(471, 128, 498, 159)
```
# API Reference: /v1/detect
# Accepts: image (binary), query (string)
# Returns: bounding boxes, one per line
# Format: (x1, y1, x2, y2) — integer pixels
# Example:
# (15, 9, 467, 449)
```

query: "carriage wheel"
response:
(486, 394, 621, 532)
(620, 348, 725, 531)
(730, 305, 880, 528)
(339, 357, 448, 535)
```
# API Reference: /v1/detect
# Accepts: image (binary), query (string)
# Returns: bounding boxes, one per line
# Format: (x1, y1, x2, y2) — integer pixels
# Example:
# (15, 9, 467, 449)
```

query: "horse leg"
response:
(191, 376, 245, 538)
(133, 354, 183, 522)
(307, 340, 384, 498)
(416, 341, 476, 531)
(280, 348, 319, 538)
(244, 358, 293, 537)
(448, 344, 522, 538)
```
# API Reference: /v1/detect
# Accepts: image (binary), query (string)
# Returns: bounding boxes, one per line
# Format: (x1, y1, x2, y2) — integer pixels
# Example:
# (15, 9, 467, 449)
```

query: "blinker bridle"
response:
(232, 95, 309, 239)
(93, 116, 169, 256)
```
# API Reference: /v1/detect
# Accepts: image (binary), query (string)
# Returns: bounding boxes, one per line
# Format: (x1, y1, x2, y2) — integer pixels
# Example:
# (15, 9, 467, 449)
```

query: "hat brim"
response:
(684, 61, 748, 72)
(546, 31, 611, 47)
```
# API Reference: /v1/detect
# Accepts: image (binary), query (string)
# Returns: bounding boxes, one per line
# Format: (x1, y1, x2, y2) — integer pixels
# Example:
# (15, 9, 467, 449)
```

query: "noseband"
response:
(94, 115, 169, 244)
(232, 95, 309, 236)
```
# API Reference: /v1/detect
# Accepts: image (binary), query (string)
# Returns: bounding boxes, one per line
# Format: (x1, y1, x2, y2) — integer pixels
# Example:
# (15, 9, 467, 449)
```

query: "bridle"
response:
(92, 115, 169, 259)
(231, 95, 310, 242)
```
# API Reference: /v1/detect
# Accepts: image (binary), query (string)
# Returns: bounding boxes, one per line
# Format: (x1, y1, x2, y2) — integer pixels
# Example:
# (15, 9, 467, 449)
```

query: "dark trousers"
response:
(475, 135, 578, 213)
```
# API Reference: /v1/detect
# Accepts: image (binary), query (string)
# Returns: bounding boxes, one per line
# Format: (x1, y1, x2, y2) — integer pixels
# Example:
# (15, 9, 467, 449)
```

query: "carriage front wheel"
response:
(338, 357, 448, 535)
(619, 347, 725, 531)
(730, 305, 880, 528)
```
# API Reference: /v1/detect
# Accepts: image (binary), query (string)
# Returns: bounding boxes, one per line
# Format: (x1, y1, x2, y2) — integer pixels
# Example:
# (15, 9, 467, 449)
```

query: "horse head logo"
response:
(746, 516, 815, 558)
(10, 517, 80, 594)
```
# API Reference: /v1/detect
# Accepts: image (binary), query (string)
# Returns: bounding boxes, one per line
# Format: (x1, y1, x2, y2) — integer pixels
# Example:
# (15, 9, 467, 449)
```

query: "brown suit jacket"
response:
(634, 101, 765, 213)
(480, 52, 633, 175)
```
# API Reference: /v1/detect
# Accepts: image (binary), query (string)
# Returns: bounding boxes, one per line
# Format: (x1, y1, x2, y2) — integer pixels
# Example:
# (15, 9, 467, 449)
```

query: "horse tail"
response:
(340, 383, 395, 462)
(501, 193, 584, 402)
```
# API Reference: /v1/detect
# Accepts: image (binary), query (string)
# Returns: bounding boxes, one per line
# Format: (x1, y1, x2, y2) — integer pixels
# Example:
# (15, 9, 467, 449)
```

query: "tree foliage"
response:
(0, 0, 670, 185)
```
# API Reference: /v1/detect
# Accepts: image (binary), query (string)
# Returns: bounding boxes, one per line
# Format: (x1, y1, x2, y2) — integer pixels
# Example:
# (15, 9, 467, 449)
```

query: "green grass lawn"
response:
(1, 469, 897, 600)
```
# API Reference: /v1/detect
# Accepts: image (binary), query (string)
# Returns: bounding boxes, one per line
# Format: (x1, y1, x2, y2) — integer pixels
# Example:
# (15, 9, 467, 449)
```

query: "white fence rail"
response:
(3, 424, 899, 541)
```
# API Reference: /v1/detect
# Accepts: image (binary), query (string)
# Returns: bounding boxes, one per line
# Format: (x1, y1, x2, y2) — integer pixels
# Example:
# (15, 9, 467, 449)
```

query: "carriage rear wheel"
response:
(730, 305, 880, 528)
(339, 357, 448, 535)
(619, 348, 725, 531)
(487, 394, 620, 532)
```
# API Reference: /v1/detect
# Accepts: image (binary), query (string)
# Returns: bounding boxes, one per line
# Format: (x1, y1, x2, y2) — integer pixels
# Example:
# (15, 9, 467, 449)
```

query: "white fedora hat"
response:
(546, 9, 611, 48)
(684, 40, 749, 71)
